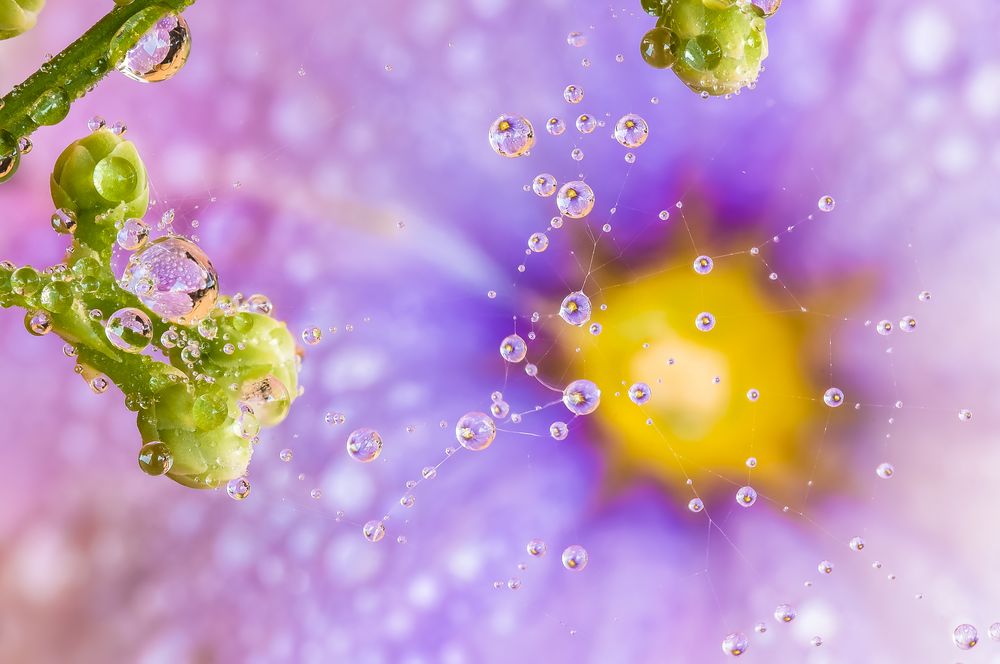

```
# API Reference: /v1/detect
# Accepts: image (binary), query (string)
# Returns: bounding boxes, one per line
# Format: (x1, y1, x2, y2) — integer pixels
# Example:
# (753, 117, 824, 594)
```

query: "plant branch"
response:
(0, 0, 194, 181)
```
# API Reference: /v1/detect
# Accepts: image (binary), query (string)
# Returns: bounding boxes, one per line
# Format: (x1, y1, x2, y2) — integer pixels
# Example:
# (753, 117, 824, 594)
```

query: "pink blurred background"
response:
(1, 0, 1000, 661)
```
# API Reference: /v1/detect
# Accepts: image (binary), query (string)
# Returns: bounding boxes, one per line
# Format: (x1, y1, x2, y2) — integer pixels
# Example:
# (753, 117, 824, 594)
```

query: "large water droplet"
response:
(488, 114, 534, 158)
(116, 13, 192, 83)
(122, 236, 218, 324)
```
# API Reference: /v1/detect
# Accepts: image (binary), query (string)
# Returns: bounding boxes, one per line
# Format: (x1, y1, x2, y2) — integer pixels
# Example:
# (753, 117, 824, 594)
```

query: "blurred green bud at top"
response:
(0, 0, 45, 40)
(646, 0, 769, 96)
(50, 128, 149, 219)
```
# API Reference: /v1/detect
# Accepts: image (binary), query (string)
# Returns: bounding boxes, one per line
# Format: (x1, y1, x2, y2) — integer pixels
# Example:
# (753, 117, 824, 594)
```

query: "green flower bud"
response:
(137, 382, 253, 489)
(0, 0, 44, 40)
(50, 128, 149, 219)
(649, 0, 768, 96)
(134, 312, 299, 489)
(4, 130, 301, 491)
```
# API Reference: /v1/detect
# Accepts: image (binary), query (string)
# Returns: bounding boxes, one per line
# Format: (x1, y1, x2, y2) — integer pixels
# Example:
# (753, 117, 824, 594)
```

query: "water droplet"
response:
(736, 486, 757, 507)
(876, 462, 894, 479)
(562, 379, 600, 415)
(347, 427, 383, 462)
(25, 310, 52, 336)
(532, 173, 558, 197)
(721, 632, 749, 657)
(116, 13, 192, 83)
(138, 441, 173, 476)
(0, 132, 19, 183)
(116, 218, 150, 250)
(774, 603, 796, 623)
(823, 387, 844, 407)
(527, 539, 547, 556)
(239, 375, 290, 426)
(105, 307, 153, 353)
(226, 477, 251, 500)
(455, 411, 496, 451)
(122, 237, 218, 323)
(559, 291, 592, 326)
(561, 544, 588, 571)
(751, 0, 782, 17)
(575, 114, 597, 134)
(488, 114, 534, 158)
(301, 326, 322, 345)
(563, 84, 584, 104)
(556, 180, 595, 219)
(362, 520, 386, 542)
(613, 114, 649, 149)
(640, 26, 678, 69)
(692, 255, 714, 275)
(628, 382, 651, 405)
(244, 293, 273, 315)
(695, 312, 716, 332)
(549, 421, 569, 440)
(233, 407, 260, 440)
(817, 195, 836, 213)
(954, 624, 978, 650)
(499, 333, 528, 363)
(546, 117, 566, 136)
(528, 232, 549, 253)
(566, 31, 587, 47)
(279, 448, 293, 462)
(688, 498, 704, 513)
(29, 88, 71, 126)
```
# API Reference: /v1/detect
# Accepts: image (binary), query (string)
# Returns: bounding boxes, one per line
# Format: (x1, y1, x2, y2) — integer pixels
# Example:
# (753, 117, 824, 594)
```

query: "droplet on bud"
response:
(105, 307, 153, 353)
(122, 236, 218, 324)
(138, 441, 173, 476)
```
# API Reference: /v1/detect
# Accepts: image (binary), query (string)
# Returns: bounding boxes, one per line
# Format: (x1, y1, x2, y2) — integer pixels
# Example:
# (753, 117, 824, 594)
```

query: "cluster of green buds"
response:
(0, 129, 301, 488)
(639, 0, 773, 96)
(0, 0, 44, 40)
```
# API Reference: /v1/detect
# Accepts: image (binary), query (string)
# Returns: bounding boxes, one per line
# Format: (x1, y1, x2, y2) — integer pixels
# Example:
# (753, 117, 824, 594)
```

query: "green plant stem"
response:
(0, 0, 194, 157)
